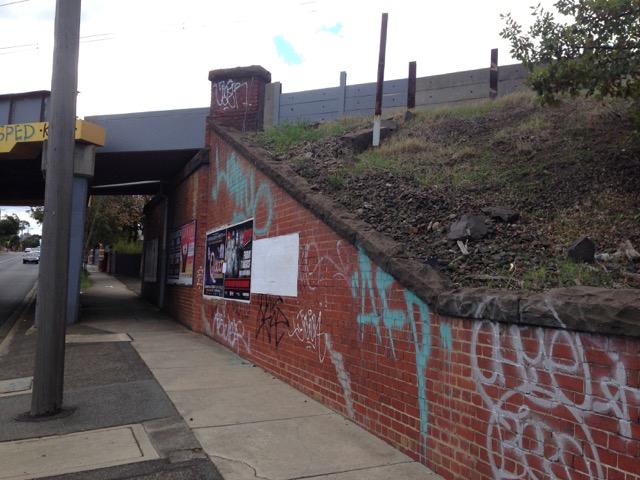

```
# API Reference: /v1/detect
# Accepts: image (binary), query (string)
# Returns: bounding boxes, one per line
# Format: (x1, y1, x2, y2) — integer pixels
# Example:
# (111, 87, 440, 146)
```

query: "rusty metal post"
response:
(373, 12, 388, 147)
(407, 61, 416, 110)
(490, 48, 499, 99)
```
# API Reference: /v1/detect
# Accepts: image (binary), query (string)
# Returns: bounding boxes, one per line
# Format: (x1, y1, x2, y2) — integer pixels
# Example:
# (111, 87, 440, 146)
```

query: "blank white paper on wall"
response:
(251, 233, 299, 297)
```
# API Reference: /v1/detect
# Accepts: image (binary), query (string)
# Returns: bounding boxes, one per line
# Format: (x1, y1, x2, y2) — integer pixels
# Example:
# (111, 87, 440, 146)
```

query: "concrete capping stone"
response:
(436, 288, 521, 323)
(208, 122, 640, 339)
(519, 287, 640, 337)
(208, 65, 271, 83)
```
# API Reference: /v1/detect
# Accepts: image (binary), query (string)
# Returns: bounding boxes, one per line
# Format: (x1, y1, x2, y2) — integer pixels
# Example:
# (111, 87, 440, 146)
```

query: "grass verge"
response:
(80, 269, 92, 290)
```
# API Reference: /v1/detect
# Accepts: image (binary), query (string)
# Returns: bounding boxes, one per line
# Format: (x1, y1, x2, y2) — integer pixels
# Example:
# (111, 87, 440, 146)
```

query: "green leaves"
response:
(501, 0, 640, 106)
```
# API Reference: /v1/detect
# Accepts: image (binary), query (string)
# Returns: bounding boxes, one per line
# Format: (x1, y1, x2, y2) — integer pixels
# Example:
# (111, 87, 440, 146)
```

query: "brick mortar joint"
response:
(208, 121, 640, 339)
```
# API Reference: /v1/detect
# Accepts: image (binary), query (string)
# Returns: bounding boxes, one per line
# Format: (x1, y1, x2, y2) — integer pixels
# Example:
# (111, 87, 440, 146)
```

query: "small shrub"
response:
(113, 240, 142, 254)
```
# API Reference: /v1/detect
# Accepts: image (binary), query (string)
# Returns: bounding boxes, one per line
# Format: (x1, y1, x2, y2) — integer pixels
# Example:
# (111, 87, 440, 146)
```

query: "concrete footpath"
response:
(0, 272, 441, 480)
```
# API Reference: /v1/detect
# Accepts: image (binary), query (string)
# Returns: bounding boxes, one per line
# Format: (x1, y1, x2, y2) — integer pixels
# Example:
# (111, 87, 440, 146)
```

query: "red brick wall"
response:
(164, 165, 209, 328)
(209, 67, 270, 132)
(145, 131, 640, 480)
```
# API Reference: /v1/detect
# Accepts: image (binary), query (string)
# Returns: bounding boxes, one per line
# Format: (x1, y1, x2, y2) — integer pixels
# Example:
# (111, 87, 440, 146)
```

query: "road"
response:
(0, 251, 38, 330)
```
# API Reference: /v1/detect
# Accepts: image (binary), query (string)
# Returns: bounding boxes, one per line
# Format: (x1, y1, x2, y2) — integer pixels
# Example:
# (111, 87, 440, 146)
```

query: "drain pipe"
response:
(157, 193, 169, 309)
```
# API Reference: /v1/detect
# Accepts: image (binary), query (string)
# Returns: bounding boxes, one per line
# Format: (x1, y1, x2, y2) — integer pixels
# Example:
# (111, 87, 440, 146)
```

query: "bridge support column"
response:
(41, 142, 95, 326)
(66, 144, 95, 324)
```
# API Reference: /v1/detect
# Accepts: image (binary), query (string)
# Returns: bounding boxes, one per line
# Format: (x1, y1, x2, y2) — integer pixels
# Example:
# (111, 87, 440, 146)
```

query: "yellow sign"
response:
(0, 119, 106, 154)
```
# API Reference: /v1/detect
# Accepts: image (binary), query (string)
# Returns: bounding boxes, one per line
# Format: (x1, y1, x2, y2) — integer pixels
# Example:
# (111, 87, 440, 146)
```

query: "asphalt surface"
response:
(0, 270, 223, 480)
(0, 251, 38, 330)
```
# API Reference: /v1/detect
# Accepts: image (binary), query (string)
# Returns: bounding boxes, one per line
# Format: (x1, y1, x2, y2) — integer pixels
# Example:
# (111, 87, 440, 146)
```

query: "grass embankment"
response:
(253, 93, 640, 290)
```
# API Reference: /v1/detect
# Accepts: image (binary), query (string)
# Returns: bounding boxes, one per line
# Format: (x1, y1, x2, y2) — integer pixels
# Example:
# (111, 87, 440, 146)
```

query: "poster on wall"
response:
(251, 233, 299, 297)
(166, 220, 196, 285)
(143, 238, 158, 282)
(203, 229, 225, 297)
(203, 219, 253, 302)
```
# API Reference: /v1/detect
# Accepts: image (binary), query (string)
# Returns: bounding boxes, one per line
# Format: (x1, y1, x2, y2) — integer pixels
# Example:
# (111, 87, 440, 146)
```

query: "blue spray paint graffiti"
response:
(439, 322, 453, 352)
(350, 249, 406, 356)
(211, 147, 273, 235)
(350, 247, 432, 446)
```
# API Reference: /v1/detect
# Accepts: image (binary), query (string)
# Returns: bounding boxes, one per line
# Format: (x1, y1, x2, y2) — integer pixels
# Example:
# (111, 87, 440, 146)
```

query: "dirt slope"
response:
(249, 93, 640, 291)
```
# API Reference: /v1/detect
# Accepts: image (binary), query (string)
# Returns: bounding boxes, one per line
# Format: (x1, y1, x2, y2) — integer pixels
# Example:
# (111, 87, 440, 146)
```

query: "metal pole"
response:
(490, 48, 499, 99)
(372, 12, 388, 147)
(338, 71, 347, 117)
(407, 61, 416, 110)
(31, 0, 82, 417)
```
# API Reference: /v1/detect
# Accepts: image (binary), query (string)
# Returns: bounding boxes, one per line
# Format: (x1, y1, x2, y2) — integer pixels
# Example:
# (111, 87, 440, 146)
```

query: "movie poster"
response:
(203, 229, 225, 298)
(166, 221, 196, 285)
(203, 219, 253, 302)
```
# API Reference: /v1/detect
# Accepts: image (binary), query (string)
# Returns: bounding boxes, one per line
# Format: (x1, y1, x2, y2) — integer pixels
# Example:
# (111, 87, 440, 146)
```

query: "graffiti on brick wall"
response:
(350, 247, 433, 447)
(471, 314, 640, 480)
(325, 334, 355, 419)
(212, 148, 273, 235)
(201, 305, 251, 354)
(255, 295, 291, 348)
(289, 308, 327, 363)
(212, 79, 248, 111)
(301, 240, 351, 291)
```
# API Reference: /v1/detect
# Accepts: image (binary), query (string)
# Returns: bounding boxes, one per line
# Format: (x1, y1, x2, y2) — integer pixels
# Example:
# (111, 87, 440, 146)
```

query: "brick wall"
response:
(208, 66, 271, 132)
(156, 163, 209, 328)
(143, 129, 640, 480)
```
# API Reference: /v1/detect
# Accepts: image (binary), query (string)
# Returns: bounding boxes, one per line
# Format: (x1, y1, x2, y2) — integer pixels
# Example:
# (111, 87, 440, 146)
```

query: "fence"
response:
(264, 63, 529, 127)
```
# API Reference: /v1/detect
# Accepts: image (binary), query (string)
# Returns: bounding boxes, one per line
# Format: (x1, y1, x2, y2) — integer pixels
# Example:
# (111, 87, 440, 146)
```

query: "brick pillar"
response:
(208, 65, 271, 132)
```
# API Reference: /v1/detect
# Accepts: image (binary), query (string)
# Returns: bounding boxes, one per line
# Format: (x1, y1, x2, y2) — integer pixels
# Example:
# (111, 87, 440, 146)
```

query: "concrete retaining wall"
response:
(265, 64, 529, 127)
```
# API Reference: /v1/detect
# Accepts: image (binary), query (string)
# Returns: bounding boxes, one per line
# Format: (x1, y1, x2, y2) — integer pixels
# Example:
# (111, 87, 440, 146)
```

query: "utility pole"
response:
(373, 12, 388, 147)
(31, 0, 82, 416)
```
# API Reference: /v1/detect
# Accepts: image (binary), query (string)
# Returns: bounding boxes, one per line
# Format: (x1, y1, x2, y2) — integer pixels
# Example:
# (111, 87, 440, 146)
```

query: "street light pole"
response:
(31, 0, 82, 416)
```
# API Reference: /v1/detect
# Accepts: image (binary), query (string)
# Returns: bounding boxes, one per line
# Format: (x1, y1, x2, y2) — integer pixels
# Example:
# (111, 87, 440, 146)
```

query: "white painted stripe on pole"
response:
(372, 116, 381, 147)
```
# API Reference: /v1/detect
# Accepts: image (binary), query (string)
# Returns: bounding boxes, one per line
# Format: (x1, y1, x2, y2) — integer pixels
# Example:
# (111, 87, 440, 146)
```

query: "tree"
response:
(21, 234, 41, 249)
(0, 215, 20, 250)
(84, 195, 149, 251)
(501, 1, 640, 106)
(29, 206, 44, 224)
(19, 220, 30, 235)
(0, 215, 20, 236)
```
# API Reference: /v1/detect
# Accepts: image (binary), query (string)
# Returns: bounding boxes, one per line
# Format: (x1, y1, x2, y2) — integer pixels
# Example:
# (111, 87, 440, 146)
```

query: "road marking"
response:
(0, 283, 37, 356)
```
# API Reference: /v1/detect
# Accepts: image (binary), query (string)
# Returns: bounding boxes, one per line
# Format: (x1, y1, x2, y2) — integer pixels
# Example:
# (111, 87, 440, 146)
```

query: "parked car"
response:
(23, 248, 40, 264)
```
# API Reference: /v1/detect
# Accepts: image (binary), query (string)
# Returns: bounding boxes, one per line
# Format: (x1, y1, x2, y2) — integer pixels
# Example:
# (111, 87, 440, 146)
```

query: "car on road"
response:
(23, 248, 40, 264)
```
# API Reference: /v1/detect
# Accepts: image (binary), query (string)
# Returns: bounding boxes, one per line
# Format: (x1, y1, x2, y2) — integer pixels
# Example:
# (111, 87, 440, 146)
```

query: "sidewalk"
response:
(0, 272, 441, 480)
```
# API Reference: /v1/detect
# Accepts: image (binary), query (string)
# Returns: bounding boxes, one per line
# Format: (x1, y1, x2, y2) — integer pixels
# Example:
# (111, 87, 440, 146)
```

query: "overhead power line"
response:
(0, 0, 31, 7)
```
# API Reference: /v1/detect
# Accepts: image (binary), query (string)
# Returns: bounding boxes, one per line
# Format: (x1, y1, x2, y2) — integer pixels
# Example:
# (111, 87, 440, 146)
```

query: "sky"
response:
(0, 0, 558, 233)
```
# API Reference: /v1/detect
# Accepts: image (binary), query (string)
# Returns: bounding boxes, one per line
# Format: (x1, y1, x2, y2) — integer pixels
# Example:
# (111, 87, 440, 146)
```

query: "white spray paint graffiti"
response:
(214, 311, 251, 354)
(325, 334, 355, 419)
(212, 79, 248, 111)
(471, 316, 640, 480)
(301, 240, 351, 291)
(289, 308, 327, 363)
(286, 306, 354, 418)
(200, 305, 250, 354)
